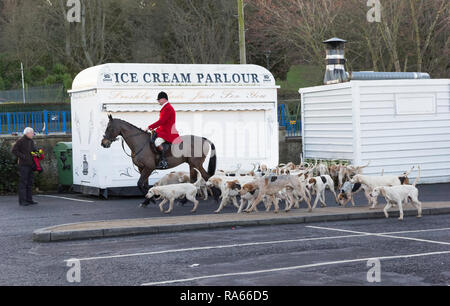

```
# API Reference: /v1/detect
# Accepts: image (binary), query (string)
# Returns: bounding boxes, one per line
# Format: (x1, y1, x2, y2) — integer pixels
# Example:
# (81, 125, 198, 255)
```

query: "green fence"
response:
(0, 84, 66, 104)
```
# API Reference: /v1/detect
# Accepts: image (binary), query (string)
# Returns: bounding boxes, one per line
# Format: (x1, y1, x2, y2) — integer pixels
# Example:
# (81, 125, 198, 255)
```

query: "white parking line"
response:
(378, 227, 450, 235)
(66, 227, 450, 262)
(37, 195, 95, 203)
(67, 234, 367, 262)
(307, 226, 450, 246)
(141, 250, 450, 286)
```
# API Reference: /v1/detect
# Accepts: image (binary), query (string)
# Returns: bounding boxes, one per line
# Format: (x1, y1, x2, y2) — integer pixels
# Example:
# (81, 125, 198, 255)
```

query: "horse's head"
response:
(101, 115, 120, 148)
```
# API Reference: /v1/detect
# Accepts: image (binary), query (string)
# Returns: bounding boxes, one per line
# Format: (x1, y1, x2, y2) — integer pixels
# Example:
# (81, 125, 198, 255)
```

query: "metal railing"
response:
(278, 104, 301, 137)
(0, 110, 71, 135)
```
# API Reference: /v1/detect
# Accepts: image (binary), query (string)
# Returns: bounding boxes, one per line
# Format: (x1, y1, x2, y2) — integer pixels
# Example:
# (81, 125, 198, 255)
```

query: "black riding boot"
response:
(157, 143, 170, 169)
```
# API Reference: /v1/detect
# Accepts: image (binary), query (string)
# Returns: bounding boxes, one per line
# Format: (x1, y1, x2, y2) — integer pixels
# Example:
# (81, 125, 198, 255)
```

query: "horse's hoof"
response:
(139, 203, 147, 208)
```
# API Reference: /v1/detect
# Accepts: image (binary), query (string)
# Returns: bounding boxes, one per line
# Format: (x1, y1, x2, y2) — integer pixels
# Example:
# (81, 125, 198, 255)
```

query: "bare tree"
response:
(1, 0, 447, 79)
(40, 0, 143, 69)
(409, 0, 449, 72)
(247, 0, 449, 78)
(249, 0, 345, 67)
(164, 0, 237, 64)
(0, 0, 48, 67)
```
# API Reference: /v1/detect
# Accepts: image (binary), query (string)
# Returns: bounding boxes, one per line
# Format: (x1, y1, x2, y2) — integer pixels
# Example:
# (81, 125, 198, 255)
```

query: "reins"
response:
(119, 131, 151, 174)
(120, 131, 149, 158)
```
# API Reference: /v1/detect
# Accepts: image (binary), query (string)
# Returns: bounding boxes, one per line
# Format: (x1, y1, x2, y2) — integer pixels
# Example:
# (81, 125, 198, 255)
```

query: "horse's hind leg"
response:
(188, 165, 196, 184)
(189, 157, 209, 181)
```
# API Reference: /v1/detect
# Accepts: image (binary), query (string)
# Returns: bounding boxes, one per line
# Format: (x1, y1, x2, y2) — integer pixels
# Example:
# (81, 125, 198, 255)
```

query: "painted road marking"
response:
(37, 195, 95, 203)
(66, 227, 450, 262)
(141, 250, 450, 286)
(307, 225, 450, 246)
(66, 234, 367, 262)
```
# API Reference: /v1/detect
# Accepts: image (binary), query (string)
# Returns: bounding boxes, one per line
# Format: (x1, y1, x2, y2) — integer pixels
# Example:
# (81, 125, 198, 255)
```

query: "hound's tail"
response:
(413, 166, 421, 187)
(203, 138, 217, 178)
(361, 161, 371, 168)
(404, 166, 415, 177)
(194, 168, 202, 187)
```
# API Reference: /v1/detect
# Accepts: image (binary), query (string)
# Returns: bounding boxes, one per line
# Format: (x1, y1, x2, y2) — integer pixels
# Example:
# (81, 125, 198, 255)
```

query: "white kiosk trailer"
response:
(69, 63, 279, 197)
(299, 78, 450, 184)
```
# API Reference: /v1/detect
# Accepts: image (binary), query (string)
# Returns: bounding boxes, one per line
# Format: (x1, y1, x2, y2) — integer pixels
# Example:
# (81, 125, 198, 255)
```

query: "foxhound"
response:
(305, 175, 338, 209)
(351, 167, 413, 208)
(144, 169, 203, 214)
(370, 167, 421, 220)
(241, 175, 311, 213)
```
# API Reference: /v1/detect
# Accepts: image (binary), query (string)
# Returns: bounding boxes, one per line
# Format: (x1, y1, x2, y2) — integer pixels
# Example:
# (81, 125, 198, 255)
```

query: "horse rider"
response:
(146, 92, 182, 169)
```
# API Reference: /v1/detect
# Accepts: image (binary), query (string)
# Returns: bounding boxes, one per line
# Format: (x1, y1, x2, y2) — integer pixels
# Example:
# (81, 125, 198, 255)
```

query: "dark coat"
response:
(12, 136, 36, 166)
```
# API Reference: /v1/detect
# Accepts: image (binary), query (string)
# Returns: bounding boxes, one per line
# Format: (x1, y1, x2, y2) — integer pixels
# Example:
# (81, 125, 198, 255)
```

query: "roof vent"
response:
(323, 37, 348, 85)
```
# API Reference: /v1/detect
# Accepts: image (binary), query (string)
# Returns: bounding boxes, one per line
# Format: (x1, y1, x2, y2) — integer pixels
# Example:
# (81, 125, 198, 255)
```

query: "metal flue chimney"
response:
(323, 37, 348, 85)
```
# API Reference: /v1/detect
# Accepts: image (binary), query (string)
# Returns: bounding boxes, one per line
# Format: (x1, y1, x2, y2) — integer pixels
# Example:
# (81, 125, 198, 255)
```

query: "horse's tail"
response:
(203, 137, 217, 177)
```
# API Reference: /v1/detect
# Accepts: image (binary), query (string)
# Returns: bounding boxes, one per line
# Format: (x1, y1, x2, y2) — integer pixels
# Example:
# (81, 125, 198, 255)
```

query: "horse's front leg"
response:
(138, 167, 154, 206)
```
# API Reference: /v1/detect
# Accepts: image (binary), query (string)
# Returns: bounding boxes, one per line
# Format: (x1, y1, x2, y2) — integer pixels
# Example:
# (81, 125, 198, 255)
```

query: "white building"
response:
(69, 63, 279, 196)
(299, 79, 450, 184)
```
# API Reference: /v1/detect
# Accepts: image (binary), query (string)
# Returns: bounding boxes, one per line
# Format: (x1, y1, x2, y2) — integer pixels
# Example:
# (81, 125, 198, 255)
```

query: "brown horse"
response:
(101, 115, 216, 205)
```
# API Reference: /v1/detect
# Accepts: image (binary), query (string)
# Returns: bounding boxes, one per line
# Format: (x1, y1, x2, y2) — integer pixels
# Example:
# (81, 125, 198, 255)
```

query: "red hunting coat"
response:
(148, 102, 182, 144)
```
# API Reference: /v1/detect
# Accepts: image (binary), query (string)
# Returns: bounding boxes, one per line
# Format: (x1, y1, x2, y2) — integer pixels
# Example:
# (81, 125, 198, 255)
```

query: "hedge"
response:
(0, 141, 19, 194)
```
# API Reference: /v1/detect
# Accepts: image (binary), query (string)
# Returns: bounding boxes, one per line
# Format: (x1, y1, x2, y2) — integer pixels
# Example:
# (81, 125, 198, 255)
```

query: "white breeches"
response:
(155, 137, 166, 147)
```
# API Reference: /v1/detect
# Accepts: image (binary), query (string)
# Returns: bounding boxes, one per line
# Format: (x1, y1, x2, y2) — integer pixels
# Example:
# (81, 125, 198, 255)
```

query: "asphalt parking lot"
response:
(0, 183, 448, 286)
(1, 214, 449, 286)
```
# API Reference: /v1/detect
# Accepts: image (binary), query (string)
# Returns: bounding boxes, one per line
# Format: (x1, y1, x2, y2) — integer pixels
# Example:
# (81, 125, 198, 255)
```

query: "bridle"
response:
(103, 132, 119, 143)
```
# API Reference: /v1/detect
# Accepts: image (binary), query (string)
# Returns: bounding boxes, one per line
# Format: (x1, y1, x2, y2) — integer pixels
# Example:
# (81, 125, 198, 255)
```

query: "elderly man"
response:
(12, 127, 38, 206)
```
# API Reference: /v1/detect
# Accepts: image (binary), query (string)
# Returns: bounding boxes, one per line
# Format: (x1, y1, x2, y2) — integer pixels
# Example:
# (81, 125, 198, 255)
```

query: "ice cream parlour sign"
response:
(101, 70, 274, 87)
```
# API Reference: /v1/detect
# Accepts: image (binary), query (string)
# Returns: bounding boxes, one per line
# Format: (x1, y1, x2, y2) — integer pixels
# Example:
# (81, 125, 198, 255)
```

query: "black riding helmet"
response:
(157, 91, 168, 101)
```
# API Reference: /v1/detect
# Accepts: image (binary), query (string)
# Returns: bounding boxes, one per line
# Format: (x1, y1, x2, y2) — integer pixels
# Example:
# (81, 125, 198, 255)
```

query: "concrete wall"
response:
(0, 134, 71, 192)
(279, 127, 302, 164)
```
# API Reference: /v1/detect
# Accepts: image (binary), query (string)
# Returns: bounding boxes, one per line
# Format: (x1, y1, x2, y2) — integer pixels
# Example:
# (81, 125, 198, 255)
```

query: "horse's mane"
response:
(115, 118, 148, 134)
